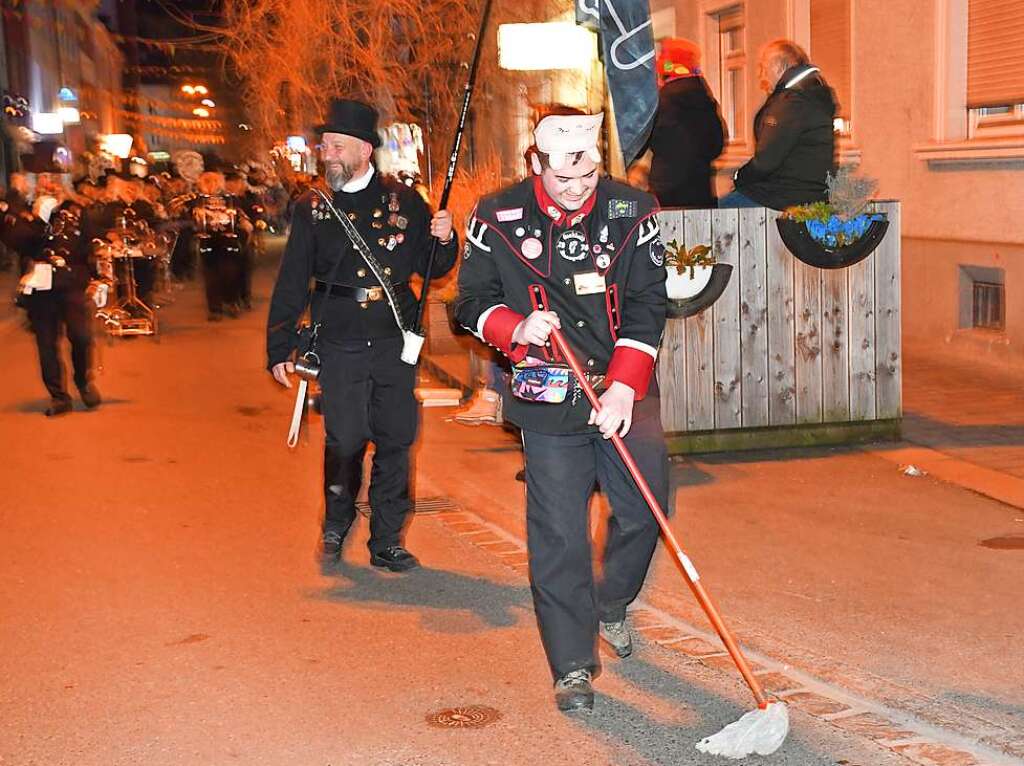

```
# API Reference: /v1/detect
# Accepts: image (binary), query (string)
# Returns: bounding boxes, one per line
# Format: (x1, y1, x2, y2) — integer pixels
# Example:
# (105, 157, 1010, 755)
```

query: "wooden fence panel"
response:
(738, 208, 769, 428)
(711, 209, 742, 430)
(874, 201, 902, 419)
(657, 210, 687, 430)
(794, 259, 823, 423)
(848, 253, 877, 420)
(684, 209, 715, 431)
(766, 211, 797, 425)
(821, 268, 851, 422)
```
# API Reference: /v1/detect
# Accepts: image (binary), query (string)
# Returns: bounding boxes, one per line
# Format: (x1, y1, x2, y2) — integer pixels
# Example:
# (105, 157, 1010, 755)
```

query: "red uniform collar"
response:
(532, 175, 597, 227)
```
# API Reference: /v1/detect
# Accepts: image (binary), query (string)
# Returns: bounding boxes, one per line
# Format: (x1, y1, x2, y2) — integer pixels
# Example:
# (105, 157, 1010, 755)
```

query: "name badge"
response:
(572, 270, 606, 296)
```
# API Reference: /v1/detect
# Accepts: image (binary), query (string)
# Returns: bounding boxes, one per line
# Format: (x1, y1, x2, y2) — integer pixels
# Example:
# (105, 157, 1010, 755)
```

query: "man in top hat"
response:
(267, 98, 457, 572)
(647, 39, 725, 208)
(454, 107, 669, 712)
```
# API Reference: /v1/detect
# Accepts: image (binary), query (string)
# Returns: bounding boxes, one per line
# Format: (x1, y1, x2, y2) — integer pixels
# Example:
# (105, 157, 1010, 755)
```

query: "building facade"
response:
(658, 0, 1024, 370)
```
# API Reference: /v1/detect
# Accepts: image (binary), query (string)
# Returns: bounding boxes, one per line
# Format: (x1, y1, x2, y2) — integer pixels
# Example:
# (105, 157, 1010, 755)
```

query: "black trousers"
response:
(319, 336, 418, 554)
(26, 289, 93, 402)
(522, 396, 668, 680)
(200, 235, 245, 315)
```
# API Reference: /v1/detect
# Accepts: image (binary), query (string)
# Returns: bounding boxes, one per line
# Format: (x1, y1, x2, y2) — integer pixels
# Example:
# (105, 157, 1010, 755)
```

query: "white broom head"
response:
(695, 701, 789, 759)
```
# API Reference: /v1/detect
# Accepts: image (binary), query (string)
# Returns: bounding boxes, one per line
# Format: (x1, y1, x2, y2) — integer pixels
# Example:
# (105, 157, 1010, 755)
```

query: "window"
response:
(967, 0, 1024, 138)
(709, 6, 745, 144)
(972, 281, 1005, 330)
(959, 266, 1005, 332)
(810, 0, 852, 135)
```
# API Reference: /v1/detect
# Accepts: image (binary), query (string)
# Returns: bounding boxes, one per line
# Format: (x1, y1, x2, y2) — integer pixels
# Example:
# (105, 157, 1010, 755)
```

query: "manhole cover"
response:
(357, 496, 459, 517)
(979, 535, 1024, 550)
(425, 705, 501, 729)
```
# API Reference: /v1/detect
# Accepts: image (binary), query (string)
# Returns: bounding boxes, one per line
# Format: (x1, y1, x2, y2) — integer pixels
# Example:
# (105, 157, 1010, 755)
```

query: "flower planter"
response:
(665, 263, 734, 319)
(775, 217, 889, 270)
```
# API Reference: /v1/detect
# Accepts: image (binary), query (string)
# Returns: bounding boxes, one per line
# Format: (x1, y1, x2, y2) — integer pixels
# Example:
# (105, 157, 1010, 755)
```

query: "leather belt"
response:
(314, 280, 406, 303)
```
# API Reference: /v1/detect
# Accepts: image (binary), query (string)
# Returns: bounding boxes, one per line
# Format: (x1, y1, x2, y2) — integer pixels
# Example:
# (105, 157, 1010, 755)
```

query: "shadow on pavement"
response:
(312, 558, 532, 633)
(903, 413, 1024, 448)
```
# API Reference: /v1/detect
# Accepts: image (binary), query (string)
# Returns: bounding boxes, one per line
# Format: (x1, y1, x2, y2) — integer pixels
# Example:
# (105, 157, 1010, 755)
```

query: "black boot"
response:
(45, 398, 73, 417)
(554, 669, 594, 713)
(79, 385, 102, 410)
(370, 545, 420, 572)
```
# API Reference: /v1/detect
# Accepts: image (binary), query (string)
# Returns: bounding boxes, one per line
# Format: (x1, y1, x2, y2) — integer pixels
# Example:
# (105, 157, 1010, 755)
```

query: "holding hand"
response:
(430, 210, 454, 243)
(589, 381, 636, 439)
(512, 310, 561, 348)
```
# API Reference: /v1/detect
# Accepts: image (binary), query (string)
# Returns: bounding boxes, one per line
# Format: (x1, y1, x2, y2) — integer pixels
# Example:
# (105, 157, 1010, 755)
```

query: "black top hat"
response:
(315, 99, 381, 148)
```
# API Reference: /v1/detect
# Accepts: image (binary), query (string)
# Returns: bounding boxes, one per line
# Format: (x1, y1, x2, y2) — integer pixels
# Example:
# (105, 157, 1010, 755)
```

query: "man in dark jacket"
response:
(720, 39, 836, 210)
(268, 98, 457, 573)
(648, 39, 725, 208)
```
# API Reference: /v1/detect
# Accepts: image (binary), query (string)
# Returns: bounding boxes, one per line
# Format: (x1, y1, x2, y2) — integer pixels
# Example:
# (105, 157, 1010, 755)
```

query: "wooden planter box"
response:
(655, 201, 901, 453)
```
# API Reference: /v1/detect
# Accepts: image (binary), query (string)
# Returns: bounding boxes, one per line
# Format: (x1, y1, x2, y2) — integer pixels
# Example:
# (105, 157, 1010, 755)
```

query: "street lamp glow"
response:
(194, 85, 209, 96)
(181, 84, 195, 95)
(32, 112, 64, 134)
(100, 133, 134, 159)
(58, 106, 80, 125)
(201, 98, 216, 108)
(192, 107, 211, 118)
(498, 23, 598, 71)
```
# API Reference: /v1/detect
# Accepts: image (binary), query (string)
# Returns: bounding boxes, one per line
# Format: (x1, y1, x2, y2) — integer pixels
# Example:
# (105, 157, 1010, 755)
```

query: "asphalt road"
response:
(0, 256, 1019, 766)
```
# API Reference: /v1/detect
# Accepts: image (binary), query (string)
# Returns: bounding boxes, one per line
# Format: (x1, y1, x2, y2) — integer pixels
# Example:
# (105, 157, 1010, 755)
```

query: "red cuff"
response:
(606, 346, 656, 400)
(481, 306, 529, 363)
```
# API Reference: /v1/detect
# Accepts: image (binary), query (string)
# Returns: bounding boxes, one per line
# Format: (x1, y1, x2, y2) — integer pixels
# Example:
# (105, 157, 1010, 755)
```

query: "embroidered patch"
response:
(649, 239, 665, 267)
(609, 199, 637, 219)
(496, 207, 524, 222)
(521, 237, 543, 260)
(556, 229, 587, 262)
(636, 218, 660, 247)
(466, 217, 491, 252)
(599, 225, 609, 243)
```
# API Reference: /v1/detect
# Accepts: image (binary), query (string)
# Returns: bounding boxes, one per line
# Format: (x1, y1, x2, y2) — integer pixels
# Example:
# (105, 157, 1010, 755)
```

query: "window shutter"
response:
(968, 0, 1024, 108)
(810, 0, 851, 120)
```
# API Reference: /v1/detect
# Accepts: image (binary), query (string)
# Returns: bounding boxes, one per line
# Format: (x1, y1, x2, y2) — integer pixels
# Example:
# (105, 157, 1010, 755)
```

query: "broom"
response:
(549, 327, 790, 759)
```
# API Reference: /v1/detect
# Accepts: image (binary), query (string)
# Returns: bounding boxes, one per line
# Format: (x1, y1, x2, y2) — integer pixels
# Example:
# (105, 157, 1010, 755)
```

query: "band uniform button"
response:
(384, 267, 392, 276)
(347, 212, 358, 221)
(360, 302, 369, 310)
(357, 268, 367, 278)
(576, 320, 585, 328)
(564, 278, 571, 286)
(587, 358, 595, 367)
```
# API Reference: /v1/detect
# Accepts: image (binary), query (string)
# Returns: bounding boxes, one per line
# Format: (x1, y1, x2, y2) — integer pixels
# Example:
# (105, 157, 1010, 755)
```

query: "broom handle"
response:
(550, 327, 769, 709)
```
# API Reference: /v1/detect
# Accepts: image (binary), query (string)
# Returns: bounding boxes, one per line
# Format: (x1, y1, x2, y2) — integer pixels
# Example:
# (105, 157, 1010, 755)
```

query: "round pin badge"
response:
(596, 253, 611, 270)
(592, 244, 602, 254)
(521, 237, 543, 260)
(514, 227, 526, 238)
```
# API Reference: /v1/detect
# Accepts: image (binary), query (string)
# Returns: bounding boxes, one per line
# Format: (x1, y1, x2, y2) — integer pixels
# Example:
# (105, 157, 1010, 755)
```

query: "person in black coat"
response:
(721, 39, 836, 210)
(647, 39, 725, 208)
(267, 99, 457, 573)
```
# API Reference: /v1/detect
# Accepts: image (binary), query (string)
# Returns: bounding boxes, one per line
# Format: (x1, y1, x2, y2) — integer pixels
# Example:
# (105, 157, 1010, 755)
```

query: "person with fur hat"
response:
(455, 107, 670, 713)
(647, 39, 726, 208)
(267, 98, 457, 573)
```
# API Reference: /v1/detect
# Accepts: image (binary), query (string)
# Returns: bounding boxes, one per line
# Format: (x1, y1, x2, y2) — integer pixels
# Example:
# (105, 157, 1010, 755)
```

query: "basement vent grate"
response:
(356, 496, 459, 517)
(425, 706, 501, 729)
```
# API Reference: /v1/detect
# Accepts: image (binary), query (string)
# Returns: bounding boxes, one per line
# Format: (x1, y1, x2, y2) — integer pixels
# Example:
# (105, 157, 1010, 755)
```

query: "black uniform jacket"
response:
(648, 75, 726, 209)
(266, 171, 458, 368)
(734, 64, 837, 210)
(454, 176, 667, 435)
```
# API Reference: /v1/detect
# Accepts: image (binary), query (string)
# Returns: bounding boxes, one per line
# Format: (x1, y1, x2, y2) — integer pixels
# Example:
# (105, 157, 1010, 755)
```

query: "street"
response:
(1, 254, 1021, 766)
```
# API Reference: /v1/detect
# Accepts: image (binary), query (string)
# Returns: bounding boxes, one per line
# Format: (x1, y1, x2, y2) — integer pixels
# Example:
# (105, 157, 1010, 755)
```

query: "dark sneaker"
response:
(599, 619, 633, 658)
(45, 399, 73, 417)
(319, 530, 344, 566)
(79, 385, 102, 410)
(370, 545, 420, 572)
(554, 669, 594, 713)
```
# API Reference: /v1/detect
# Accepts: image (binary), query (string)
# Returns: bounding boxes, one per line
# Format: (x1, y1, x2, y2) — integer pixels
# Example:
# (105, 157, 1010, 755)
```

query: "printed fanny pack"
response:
(510, 356, 606, 405)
